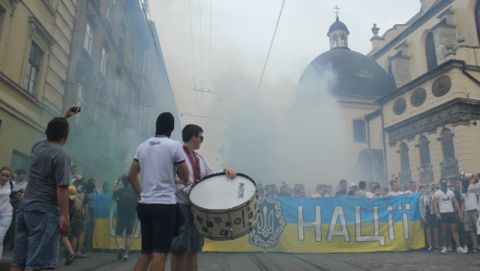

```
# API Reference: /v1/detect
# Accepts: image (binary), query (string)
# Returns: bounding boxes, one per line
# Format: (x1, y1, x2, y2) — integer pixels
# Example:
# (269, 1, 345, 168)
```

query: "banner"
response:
(91, 193, 425, 252)
(203, 193, 425, 253)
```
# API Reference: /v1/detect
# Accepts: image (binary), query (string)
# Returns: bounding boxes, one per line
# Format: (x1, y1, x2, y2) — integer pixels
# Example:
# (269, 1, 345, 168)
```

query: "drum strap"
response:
(183, 146, 201, 181)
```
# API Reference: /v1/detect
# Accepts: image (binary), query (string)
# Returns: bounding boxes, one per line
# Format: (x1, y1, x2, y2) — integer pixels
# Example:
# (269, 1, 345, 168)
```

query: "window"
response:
(83, 21, 94, 55)
(418, 136, 431, 167)
(11, 150, 29, 172)
(425, 32, 437, 71)
(0, 6, 6, 41)
(441, 129, 455, 161)
(399, 142, 412, 182)
(353, 119, 367, 142)
(24, 42, 43, 94)
(100, 47, 108, 76)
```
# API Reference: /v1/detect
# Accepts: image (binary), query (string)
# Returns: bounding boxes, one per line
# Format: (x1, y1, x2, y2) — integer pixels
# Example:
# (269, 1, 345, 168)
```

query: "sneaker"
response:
(463, 245, 469, 253)
(117, 249, 124, 261)
(65, 255, 76, 266)
(441, 247, 447, 253)
(426, 247, 433, 252)
(456, 247, 467, 254)
(76, 253, 89, 258)
(122, 255, 129, 261)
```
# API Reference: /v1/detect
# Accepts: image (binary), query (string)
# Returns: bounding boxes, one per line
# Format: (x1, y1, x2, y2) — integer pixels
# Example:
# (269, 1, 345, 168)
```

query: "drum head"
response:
(189, 173, 256, 210)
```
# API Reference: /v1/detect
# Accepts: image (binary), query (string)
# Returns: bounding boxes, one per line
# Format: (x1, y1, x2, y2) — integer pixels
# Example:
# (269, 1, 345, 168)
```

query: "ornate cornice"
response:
(386, 98, 480, 145)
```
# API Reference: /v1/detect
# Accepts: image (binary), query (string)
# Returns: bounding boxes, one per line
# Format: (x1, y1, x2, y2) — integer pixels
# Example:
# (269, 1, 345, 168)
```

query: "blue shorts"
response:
(11, 209, 60, 270)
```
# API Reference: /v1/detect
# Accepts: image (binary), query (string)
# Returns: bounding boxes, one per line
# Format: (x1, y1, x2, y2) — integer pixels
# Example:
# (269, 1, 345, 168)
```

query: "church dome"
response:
(297, 47, 396, 100)
(328, 18, 349, 35)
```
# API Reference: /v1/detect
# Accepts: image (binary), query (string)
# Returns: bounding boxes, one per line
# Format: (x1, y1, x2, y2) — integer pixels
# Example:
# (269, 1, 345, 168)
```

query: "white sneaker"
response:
(456, 247, 467, 254)
(441, 247, 447, 253)
(463, 245, 468, 253)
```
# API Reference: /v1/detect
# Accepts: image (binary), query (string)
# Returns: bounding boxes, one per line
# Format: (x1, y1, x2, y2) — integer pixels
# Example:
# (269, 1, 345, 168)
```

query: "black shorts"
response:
(440, 212, 458, 224)
(137, 203, 177, 254)
(424, 214, 438, 229)
(115, 213, 136, 236)
(70, 218, 84, 238)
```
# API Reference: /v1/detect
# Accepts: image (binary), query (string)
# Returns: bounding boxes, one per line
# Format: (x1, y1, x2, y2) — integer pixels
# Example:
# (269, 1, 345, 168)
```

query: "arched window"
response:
(441, 129, 455, 161)
(399, 142, 412, 182)
(419, 136, 431, 167)
(425, 32, 437, 71)
(353, 119, 367, 142)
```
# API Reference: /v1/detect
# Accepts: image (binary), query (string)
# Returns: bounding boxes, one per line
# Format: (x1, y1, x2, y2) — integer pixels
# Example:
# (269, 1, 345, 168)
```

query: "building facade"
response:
(370, 0, 480, 183)
(298, 0, 480, 184)
(0, 0, 77, 171)
(64, 0, 181, 183)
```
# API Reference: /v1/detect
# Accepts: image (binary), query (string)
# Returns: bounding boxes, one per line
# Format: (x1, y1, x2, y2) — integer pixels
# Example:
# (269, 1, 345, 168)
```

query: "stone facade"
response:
(0, 0, 77, 170)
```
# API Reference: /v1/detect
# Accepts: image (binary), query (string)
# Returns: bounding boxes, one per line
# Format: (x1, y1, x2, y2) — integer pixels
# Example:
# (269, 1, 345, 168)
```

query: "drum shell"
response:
(189, 173, 259, 240)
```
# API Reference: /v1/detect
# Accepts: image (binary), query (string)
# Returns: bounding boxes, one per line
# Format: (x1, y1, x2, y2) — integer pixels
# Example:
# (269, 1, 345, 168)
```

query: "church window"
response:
(441, 129, 455, 161)
(399, 142, 412, 182)
(425, 32, 437, 71)
(419, 136, 431, 167)
(353, 119, 367, 143)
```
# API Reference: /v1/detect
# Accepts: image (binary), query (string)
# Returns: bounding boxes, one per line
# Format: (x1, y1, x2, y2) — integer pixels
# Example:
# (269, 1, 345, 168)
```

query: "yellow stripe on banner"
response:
(93, 218, 142, 250)
(203, 221, 425, 253)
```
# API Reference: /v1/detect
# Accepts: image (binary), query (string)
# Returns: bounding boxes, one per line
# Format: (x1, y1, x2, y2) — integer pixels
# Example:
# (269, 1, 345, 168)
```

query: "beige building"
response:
(370, 0, 480, 183)
(0, 0, 77, 171)
(298, 0, 480, 184)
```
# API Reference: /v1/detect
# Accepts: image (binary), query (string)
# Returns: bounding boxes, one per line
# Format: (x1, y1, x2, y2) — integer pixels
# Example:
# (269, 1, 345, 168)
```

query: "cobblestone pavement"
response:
(2, 251, 480, 271)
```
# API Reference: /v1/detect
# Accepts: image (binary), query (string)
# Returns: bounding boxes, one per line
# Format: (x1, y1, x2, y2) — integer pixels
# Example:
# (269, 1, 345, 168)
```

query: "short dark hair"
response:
(45, 117, 69, 142)
(359, 180, 366, 189)
(155, 112, 174, 137)
(182, 124, 203, 142)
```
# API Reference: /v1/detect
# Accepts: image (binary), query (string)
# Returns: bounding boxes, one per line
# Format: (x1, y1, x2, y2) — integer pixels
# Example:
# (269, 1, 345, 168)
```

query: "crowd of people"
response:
(258, 173, 480, 254)
(1, 106, 480, 271)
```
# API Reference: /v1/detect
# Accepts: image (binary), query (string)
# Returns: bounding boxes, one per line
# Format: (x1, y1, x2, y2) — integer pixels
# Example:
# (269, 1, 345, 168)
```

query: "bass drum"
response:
(189, 172, 259, 240)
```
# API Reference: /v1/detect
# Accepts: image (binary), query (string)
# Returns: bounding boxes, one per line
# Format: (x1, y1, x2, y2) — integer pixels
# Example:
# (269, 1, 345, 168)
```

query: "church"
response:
(297, 0, 480, 184)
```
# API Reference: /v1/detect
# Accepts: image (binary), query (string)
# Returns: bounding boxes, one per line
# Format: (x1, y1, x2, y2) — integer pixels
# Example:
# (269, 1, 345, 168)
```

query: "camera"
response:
(71, 106, 81, 113)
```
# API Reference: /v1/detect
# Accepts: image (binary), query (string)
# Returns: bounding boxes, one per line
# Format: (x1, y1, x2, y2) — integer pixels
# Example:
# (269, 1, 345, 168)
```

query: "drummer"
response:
(171, 124, 236, 271)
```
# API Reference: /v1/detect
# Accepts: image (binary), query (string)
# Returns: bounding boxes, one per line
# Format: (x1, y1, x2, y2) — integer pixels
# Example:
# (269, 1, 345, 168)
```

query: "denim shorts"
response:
(10, 209, 60, 270)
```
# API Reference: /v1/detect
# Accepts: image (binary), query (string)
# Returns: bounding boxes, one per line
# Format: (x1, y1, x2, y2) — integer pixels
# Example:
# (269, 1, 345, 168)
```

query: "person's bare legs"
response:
(77, 228, 87, 255)
(124, 234, 133, 258)
(134, 253, 152, 271)
(425, 228, 432, 248)
(433, 227, 440, 247)
(62, 236, 75, 256)
(449, 223, 461, 247)
(115, 235, 123, 250)
(441, 224, 448, 248)
(470, 231, 479, 251)
(185, 252, 198, 271)
(171, 253, 187, 271)
(150, 252, 167, 271)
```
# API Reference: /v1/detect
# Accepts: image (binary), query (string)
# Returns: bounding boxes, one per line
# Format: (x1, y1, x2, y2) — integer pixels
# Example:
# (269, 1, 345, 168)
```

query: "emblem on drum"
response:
(249, 196, 286, 249)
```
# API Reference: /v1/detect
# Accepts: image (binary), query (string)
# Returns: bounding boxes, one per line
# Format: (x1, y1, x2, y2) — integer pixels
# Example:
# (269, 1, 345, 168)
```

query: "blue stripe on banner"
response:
(277, 193, 421, 224)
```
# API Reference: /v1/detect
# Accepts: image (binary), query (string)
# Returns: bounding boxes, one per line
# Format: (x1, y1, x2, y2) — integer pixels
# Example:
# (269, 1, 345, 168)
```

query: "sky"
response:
(148, 0, 422, 183)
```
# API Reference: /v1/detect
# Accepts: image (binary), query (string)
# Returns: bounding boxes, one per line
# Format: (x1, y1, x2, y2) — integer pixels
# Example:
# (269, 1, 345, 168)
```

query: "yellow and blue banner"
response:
(91, 193, 425, 252)
(203, 193, 425, 253)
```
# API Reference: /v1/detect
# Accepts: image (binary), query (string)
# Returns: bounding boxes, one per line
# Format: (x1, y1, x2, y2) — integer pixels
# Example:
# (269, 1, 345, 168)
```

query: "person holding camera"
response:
(10, 105, 80, 271)
(112, 175, 138, 261)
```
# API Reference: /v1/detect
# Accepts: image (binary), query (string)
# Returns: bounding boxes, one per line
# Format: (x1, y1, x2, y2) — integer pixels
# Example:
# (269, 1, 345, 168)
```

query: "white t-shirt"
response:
(0, 182, 13, 215)
(176, 150, 213, 204)
(434, 189, 455, 213)
(134, 137, 186, 204)
(386, 191, 404, 197)
(463, 191, 478, 211)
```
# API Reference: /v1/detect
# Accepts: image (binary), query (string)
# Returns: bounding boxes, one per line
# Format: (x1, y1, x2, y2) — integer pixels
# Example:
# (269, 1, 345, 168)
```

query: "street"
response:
(2, 251, 480, 271)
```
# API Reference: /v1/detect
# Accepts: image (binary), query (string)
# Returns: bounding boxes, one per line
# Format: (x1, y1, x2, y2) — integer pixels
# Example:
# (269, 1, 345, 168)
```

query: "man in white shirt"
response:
(128, 112, 190, 271)
(432, 178, 466, 253)
(386, 179, 404, 197)
(463, 174, 480, 253)
(170, 124, 236, 271)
